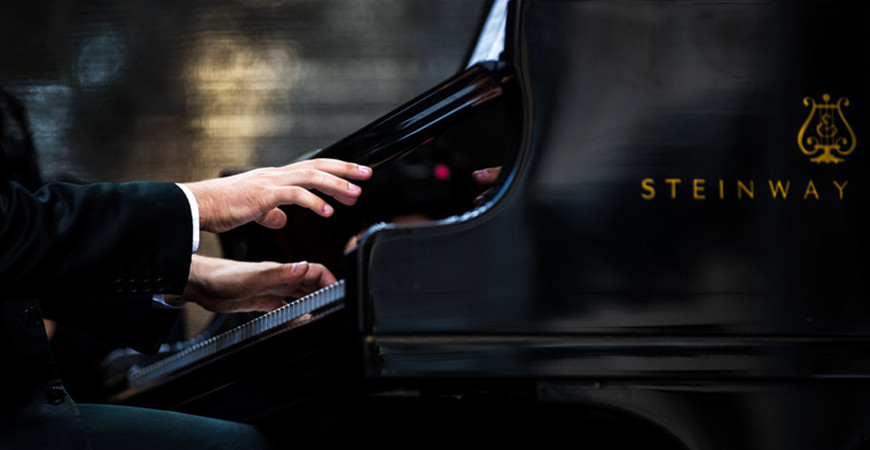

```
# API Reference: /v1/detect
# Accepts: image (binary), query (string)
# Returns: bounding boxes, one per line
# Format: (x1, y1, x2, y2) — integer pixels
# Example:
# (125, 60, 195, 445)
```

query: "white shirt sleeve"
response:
(174, 183, 200, 254)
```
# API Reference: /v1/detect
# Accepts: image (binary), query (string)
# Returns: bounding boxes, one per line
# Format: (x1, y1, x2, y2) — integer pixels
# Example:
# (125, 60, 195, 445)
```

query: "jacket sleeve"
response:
(39, 293, 181, 354)
(0, 180, 193, 299)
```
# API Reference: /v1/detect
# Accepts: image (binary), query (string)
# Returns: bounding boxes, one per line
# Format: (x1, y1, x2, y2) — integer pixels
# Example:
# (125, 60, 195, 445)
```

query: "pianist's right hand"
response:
(183, 158, 373, 234)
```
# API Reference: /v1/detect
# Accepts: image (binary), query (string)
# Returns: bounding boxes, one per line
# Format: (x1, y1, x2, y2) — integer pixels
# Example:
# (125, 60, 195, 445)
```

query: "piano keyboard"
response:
(127, 280, 346, 389)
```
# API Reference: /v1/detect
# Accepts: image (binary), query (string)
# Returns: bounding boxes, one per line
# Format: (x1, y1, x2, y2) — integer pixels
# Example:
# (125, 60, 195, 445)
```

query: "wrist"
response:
(175, 183, 201, 252)
(182, 182, 210, 231)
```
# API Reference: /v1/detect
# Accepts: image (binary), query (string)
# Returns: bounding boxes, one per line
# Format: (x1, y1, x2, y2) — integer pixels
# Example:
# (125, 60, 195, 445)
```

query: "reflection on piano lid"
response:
(124, 281, 345, 391)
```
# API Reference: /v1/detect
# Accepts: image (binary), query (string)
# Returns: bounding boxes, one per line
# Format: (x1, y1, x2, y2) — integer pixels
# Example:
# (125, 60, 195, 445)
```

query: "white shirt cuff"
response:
(175, 183, 200, 254)
(151, 184, 199, 309)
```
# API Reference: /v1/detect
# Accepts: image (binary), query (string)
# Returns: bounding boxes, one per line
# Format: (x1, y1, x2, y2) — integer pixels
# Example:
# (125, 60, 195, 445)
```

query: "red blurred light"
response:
(433, 163, 451, 180)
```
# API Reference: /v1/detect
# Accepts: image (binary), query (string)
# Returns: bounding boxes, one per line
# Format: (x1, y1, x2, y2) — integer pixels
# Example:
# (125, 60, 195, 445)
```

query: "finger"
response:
(289, 261, 311, 279)
(296, 159, 373, 181)
(472, 167, 501, 185)
(288, 264, 337, 298)
(231, 295, 287, 312)
(308, 263, 338, 287)
(271, 186, 335, 217)
(249, 296, 288, 312)
(239, 261, 309, 301)
(255, 208, 288, 229)
(344, 233, 360, 253)
(265, 261, 309, 294)
(194, 295, 283, 313)
(473, 187, 494, 207)
(279, 169, 364, 204)
(332, 192, 362, 207)
(273, 160, 372, 191)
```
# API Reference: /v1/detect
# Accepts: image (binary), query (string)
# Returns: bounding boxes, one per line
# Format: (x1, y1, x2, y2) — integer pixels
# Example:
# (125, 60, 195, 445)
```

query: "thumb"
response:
(249, 261, 309, 295)
(288, 261, 310, 279)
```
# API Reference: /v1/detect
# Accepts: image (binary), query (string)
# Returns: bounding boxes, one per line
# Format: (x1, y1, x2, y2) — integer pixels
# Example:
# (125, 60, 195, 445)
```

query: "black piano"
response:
(106, 1, 870, 448)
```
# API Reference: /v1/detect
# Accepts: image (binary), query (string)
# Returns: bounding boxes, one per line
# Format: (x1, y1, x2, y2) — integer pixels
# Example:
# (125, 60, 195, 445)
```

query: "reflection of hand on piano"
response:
(343, 167, 505, 253)
(164, 254, 338, 313)
(472, 166, 502, 206)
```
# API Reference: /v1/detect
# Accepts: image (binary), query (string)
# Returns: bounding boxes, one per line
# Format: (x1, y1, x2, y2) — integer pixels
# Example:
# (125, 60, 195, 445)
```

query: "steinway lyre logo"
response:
(798, 93, 856, 164)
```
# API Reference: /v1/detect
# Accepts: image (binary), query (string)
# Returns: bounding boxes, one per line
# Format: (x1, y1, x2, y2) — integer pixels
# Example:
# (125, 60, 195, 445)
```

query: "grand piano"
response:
(106, 1, 870, 448)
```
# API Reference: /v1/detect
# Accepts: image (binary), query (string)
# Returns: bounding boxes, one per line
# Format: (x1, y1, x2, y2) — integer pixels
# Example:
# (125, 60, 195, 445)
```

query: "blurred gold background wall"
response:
(1, 0, 485, 185)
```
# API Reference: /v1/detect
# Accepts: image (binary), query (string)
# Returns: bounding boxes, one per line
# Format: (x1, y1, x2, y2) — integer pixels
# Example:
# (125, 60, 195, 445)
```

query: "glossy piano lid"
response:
(312, 60, 515, 168)
(360, 0, 870, 338)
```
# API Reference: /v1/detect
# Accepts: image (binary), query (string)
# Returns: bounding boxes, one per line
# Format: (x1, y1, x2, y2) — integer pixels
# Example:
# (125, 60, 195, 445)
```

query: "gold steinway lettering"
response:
(665, 178, 682, 199)
(768, 180, 790, 199)
(737, 180, 754, 199)
(641, 178, 849, 200)
(641, 178, 655, 200)
(803, 180, 819, 200)
(693, 179, 706, 200)
(833, 180, 848, 199)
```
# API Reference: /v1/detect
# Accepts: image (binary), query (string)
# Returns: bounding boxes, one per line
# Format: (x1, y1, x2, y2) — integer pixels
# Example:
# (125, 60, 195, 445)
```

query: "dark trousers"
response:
(78, 404, 279, 450)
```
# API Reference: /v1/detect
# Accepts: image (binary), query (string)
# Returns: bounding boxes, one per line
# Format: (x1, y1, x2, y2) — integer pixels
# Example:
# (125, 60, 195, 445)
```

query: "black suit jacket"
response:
(0, 179, 194, 449)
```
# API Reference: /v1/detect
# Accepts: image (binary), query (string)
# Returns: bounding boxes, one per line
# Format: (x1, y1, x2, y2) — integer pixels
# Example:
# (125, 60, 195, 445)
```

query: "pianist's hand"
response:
(183, 159, 373, 234)
(164, 255, 338, 312)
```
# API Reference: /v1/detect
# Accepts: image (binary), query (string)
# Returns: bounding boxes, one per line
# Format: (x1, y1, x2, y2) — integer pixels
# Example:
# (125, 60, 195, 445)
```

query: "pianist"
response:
(0, 159, 372, 449)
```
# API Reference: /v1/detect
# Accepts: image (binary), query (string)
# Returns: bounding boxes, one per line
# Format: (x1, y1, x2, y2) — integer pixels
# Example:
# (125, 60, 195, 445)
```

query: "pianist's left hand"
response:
(164, 254, 337, 312)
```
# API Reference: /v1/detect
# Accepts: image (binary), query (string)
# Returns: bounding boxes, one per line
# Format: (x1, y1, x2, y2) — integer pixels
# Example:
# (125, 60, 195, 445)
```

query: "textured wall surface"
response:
(0, 0, 486, 184)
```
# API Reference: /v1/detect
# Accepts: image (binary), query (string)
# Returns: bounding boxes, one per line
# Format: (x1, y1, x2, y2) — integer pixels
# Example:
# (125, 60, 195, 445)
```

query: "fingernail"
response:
(322, 204, 334, 215)
(291, 261, 308, 275)
(358, 165, 373, 176)
(348, 182, 361, 193)
(472, 169, 487, 180)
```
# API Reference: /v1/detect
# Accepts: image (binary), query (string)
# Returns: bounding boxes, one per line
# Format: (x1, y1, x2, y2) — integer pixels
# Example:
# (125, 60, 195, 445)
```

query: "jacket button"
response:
(23, 306, 42, 328)
(44, 385, 66, 405)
